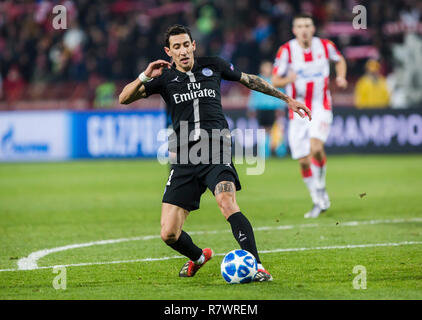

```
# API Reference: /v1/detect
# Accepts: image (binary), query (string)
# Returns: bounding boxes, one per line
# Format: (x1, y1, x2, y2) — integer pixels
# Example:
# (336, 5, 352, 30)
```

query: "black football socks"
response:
(227, 211, 261, 264)
(167, 230, 203, 262)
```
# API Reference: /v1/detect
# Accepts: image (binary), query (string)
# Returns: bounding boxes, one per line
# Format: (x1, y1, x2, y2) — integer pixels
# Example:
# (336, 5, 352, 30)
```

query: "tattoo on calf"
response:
(215, 182, 235, 195)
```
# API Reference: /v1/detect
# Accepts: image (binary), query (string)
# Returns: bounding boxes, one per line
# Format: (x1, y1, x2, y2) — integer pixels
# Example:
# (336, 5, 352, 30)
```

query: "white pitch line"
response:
(17, 235, 161, 271)
(1, 241, 421, 272)
(11, 217, 422, 271)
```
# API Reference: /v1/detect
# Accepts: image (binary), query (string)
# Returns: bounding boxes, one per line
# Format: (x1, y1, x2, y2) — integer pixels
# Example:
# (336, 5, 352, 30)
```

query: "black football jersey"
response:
(143, 56, 242, 163)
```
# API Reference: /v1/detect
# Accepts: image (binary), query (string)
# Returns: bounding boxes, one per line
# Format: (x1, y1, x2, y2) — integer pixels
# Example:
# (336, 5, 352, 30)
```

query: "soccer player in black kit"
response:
(119, 25, 311, 282)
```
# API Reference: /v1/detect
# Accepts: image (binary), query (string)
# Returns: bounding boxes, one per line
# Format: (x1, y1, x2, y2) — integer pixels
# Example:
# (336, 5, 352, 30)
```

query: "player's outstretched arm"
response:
(239, 73, 312, 120)
(119, 59, 171, 105)
(335, 56, 348, 89)
(271, 70, 296, 89)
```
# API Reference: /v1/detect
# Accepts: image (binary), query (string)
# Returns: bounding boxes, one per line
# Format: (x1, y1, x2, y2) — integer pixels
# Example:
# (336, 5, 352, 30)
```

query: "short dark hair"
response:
(293, 13, 314, 23)
(165, 24, 193, 47)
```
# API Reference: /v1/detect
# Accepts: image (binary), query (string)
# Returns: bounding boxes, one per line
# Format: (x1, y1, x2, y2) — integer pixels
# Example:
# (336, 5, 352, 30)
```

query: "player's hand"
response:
(144, 60, 171, 78)
(336, 76, 348, 89)
(287, 98, 312, 121)
(287, 70, 297, 84)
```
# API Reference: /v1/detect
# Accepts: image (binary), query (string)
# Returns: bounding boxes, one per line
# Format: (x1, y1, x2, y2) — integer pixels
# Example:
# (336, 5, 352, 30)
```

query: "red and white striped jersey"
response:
(272, 37, 342, 119)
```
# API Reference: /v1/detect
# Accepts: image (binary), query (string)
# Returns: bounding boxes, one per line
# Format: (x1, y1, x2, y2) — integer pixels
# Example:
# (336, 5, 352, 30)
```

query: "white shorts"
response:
(288, 108, 333, 160)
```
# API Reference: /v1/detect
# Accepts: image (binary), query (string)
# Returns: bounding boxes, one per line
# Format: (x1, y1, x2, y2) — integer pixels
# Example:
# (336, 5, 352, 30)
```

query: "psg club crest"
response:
(202, 68, 213, 77)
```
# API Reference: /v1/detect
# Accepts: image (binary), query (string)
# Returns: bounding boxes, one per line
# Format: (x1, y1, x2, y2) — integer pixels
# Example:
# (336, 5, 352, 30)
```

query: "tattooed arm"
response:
(239, 73, 312, 120)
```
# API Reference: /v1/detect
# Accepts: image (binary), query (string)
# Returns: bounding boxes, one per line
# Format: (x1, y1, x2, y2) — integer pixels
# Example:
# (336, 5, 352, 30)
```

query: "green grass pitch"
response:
(0, 155, 421, 300)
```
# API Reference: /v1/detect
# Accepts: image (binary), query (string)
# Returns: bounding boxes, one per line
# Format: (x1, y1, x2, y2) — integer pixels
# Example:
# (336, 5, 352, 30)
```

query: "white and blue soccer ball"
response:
(220, 249, 258, 284)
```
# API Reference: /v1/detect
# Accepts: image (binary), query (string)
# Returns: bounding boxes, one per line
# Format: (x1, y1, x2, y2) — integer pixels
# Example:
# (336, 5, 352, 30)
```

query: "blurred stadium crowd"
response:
(1, 0, 422, 110)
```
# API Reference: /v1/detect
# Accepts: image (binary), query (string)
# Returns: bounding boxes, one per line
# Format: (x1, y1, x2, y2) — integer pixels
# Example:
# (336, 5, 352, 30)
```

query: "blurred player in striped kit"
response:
(272, 14, 348, 218)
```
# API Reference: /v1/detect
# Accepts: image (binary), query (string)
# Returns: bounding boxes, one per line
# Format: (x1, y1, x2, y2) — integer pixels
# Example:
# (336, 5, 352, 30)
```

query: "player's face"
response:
(165, 33, 196, 72)
(292, 18, 315, 44)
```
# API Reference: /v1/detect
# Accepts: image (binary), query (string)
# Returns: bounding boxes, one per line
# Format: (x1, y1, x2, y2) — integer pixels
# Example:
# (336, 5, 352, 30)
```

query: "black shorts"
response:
(162, 163, 242, 212)
(257, 109, 276, 128)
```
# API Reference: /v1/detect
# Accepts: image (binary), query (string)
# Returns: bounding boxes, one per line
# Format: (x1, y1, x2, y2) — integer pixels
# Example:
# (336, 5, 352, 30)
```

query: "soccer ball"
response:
(220, 249, 258, 284)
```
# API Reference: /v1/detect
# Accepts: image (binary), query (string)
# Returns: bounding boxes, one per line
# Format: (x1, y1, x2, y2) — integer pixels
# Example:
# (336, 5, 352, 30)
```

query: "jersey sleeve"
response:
(272, 44, 290, 77)
(143, 75, 164, 97)
(323, 39, 342, 62)
(216, 57, 242, 81)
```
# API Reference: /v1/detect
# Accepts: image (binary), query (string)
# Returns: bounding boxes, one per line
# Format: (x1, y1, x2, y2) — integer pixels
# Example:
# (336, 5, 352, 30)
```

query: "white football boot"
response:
(304, 204, 323, 219)
(318, 188, 331, 211)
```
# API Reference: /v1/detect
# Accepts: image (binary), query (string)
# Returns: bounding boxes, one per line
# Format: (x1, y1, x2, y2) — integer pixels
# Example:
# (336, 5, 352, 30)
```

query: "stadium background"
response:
(0, 0, 421, 161)
(1, 0, 422, 302)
